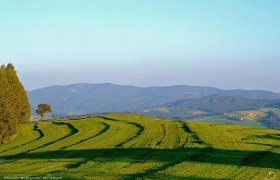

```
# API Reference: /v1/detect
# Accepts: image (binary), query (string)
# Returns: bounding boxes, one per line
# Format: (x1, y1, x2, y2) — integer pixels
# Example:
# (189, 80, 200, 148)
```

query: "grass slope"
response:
(0, 114, 279, 179)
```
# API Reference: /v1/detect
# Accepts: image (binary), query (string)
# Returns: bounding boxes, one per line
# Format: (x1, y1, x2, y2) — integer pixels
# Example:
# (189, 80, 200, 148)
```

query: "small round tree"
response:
(36, 104, 52, 120)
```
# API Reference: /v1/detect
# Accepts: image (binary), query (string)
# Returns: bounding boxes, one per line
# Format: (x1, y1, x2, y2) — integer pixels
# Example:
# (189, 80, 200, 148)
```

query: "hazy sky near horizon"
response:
(0, 0, 280, 92)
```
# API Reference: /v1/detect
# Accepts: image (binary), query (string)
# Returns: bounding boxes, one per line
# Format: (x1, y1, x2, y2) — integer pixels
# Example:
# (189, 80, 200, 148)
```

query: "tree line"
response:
(0, 63, 31, 143)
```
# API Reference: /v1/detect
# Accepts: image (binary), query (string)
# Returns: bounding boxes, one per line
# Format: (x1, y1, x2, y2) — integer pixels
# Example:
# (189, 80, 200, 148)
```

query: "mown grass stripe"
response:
(28, 121, 79, 152)
(0, 122, 78, 164)
(123, 123, 213, 179)
(115, 121, 145, 147)
(0, 123, 44, 154)
(61, 122, 110, 149)
(63, 116, 145, 170)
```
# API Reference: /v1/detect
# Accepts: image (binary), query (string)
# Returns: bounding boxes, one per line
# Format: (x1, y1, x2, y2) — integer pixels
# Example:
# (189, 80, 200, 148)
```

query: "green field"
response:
(0, 114, 279, 179)
(223, 107, 280, 121)
(187, 115, 265, 128)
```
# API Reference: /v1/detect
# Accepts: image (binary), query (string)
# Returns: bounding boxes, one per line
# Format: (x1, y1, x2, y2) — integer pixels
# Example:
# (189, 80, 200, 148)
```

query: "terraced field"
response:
(0, 114, 279, 179)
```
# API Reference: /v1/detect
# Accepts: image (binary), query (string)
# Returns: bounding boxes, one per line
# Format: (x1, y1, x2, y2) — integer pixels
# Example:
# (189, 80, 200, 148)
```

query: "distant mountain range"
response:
(28, 83, 280, 116)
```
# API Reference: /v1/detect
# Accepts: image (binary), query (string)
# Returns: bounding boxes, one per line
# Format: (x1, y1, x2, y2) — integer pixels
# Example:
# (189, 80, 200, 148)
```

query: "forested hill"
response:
(141, 95, 271, 118)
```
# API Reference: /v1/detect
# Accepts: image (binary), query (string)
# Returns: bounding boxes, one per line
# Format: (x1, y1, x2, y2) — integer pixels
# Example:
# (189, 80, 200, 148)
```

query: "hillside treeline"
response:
(261, 111, 280, 130)
(0, 63, 31, 143)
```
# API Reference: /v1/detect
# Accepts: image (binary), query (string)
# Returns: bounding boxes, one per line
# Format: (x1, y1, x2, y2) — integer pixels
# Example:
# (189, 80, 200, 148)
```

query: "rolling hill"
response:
(28, 83, 280, 115)
(141, 95, 271, 119)
(0, 114, 279, 179)
(141, 95, 280, 129)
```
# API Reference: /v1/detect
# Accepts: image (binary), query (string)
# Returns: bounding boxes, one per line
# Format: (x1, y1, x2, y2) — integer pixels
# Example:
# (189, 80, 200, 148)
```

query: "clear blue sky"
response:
(0, 0, 280, 92)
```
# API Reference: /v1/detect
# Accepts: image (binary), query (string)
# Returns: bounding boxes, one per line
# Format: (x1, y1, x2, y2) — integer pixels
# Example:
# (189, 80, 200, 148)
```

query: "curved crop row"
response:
(0, 121, 79, 176)
(0, 123, 43, 154)
(61, 122, 110, 150)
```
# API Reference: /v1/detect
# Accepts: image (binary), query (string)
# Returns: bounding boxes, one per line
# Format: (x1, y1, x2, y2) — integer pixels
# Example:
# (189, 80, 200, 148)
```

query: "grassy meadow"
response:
(0, 114, 279, 179)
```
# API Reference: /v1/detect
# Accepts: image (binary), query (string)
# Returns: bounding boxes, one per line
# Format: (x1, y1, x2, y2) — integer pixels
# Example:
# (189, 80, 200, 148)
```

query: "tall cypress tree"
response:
(0, 65, 7, 142)
(6, 63, 31, 124)
(0, 64, 31, 143)
(0, 65, 14, 143)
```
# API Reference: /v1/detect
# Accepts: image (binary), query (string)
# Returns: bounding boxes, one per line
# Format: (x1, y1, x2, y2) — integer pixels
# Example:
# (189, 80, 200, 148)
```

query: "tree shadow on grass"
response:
(0, 147, 279, 169)
(254, 133, 280, 141)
